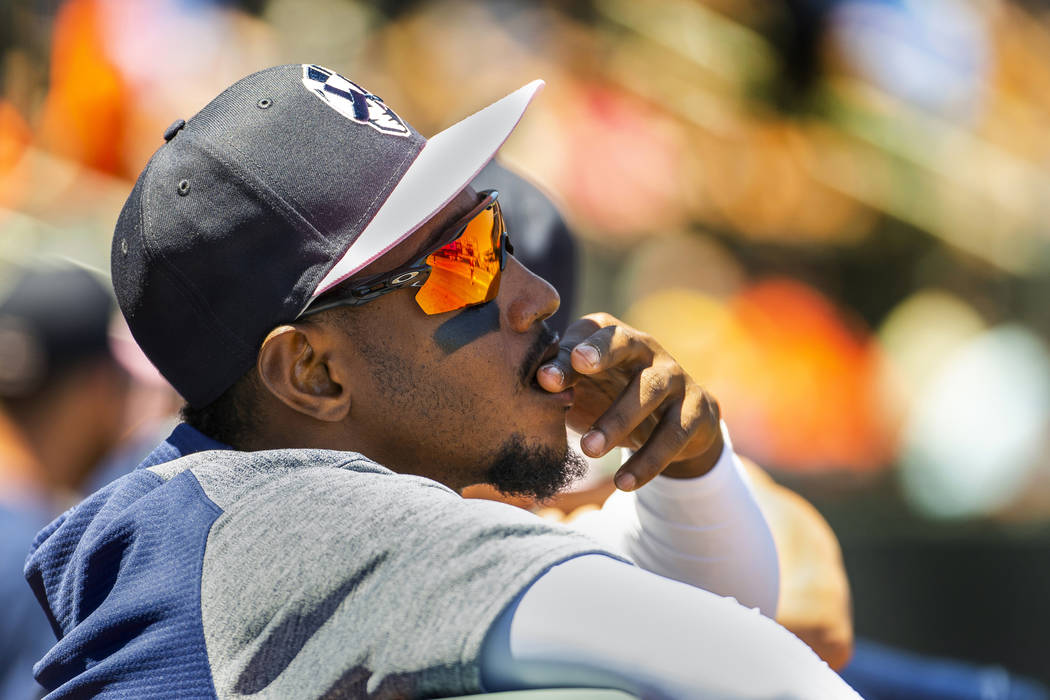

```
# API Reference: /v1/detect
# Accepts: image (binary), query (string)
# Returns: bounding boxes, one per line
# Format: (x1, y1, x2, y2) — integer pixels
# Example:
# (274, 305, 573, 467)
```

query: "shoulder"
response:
(165, 447, 455, 514)
(185, 447, 592, 552)
(191, 449, 611, 698)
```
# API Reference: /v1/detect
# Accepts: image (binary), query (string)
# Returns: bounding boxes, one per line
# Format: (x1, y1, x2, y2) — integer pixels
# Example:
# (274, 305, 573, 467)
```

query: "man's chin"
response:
(482, 433, 587, 502)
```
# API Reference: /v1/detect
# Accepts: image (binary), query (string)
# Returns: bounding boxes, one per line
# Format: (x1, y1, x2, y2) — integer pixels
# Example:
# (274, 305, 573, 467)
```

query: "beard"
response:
(483, 432, 588, 501)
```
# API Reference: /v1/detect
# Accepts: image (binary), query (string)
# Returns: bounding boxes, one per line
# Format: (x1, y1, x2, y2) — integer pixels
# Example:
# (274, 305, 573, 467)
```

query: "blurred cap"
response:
(472, 160, 578, 333)
(0, 264, 114, 398)
(113, 63, 543, 407)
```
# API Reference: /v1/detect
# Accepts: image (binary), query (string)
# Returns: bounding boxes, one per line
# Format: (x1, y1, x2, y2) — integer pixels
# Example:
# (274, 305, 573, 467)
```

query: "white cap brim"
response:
(311, 79, 545, 298)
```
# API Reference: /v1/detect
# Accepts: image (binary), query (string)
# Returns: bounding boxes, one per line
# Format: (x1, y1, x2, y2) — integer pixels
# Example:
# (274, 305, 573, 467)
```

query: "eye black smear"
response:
(432, 302, 501, 355)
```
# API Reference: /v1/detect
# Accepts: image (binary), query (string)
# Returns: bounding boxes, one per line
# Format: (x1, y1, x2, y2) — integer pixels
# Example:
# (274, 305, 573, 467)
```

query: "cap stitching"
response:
(181, 133, 343, 332)
(313, 143, 421, 293)
(352, 144, 419, 236)
(139, 158, 254, 360)
(205, 127, 425, 268)
(191, 135, 336, 256)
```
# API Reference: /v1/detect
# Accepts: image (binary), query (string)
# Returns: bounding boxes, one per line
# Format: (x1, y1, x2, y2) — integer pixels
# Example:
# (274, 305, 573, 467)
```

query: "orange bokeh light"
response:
(726, 279, 894, 472)
(0, 101, 32, 210)
(38, 0, 130, 177)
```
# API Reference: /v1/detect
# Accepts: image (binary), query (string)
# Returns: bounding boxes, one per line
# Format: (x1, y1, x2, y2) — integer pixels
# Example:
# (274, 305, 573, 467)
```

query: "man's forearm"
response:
(480, 554, 860, 699)
(569, 422, 780, 616)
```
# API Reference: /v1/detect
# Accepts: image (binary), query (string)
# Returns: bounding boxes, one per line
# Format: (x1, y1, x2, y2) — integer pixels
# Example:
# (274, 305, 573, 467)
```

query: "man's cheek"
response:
(432, 302, 501, 355)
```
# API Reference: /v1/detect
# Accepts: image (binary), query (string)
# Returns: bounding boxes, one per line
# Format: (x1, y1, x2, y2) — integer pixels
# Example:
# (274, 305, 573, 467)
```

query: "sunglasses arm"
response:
(298, 261, 432, 317)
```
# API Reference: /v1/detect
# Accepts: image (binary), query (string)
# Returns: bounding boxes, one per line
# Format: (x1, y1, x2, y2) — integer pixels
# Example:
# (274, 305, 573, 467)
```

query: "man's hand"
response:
(537, 313, 723, 491)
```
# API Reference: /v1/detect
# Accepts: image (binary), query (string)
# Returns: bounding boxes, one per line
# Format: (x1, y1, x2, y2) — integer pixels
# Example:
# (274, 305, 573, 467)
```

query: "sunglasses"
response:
(300, 190, 512, 317)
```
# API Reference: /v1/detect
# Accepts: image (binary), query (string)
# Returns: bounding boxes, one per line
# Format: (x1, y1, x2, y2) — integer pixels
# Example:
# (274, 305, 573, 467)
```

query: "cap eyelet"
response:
(121, 238, 128, 255)
(177, 179, 190, 196)
(257, 98, 273, 109)
(163, 118, 186, 142)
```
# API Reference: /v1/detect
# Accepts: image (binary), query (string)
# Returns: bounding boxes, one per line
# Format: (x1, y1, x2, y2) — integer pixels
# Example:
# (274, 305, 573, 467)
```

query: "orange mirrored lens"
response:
(415, 206, 501, 315)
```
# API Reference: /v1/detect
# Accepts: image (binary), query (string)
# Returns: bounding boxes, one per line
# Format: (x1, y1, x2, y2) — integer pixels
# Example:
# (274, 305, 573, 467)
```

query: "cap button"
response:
(163, 119, 187, 142)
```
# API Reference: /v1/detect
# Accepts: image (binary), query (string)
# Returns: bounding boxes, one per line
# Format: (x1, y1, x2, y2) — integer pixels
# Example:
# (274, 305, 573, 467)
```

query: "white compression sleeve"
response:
(480, 554, 861, 699)
(569, 422, 779, 616)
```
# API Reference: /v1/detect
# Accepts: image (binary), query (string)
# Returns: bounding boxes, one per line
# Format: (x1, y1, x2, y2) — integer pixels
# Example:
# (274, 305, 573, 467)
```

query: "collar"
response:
(137, 423, 231, 470)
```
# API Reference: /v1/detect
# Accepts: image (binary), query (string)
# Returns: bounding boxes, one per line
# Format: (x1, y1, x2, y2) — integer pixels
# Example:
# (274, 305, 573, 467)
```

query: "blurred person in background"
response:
(0, 262, 133, 700)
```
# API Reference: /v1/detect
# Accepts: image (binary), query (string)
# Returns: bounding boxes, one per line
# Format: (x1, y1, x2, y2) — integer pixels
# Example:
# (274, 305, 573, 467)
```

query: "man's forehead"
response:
(351, 187, 480, 279)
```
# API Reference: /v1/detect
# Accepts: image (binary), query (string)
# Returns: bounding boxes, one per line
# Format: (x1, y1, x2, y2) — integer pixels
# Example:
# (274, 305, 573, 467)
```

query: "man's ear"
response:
(256, 324, 350, 422)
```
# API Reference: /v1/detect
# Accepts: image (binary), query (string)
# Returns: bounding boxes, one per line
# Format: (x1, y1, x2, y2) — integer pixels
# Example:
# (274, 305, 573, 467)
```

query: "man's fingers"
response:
(537, 314, 656, 392)
(539, 312, 724, 485)
(535, 317, 602, 392)
(536, 344, 578, 392)
(614, 387, 720, 490)
(569, 318, 655, 376)
(558, 316, 604, 348)
(614, 401, 694, 490)
(579, 364, 679, 458)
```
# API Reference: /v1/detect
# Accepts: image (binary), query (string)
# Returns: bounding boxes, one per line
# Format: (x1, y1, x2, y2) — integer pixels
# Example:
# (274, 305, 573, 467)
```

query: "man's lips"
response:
(536, 337, 561, 373)
(543, 384, 575, 407)
(520, 326, 558, 387)
(525, 334, 559, 385)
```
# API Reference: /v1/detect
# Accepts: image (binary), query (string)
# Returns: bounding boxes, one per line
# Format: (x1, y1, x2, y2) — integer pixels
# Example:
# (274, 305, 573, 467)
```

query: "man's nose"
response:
(502, 256, 560, 333)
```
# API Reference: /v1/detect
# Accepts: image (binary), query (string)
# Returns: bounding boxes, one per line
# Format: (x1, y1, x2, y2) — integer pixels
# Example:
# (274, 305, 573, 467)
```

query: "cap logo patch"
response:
(301, 64, 410, 137)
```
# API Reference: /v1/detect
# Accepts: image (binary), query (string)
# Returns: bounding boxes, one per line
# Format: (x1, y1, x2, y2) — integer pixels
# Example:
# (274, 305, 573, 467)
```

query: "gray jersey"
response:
(27, 440, 611, 699)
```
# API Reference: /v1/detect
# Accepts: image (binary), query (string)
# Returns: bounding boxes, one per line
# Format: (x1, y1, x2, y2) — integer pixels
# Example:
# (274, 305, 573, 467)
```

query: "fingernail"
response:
(615, 472, 636, 491)
(581, 429, 606, 456)
(539, 364, 563, 385)
(576, 344, 600, 368)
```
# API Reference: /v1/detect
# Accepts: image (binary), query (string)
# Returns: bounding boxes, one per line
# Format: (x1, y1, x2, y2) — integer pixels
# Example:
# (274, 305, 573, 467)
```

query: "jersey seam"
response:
(460, 546, 630, 693)
(183, 470, 224, 700)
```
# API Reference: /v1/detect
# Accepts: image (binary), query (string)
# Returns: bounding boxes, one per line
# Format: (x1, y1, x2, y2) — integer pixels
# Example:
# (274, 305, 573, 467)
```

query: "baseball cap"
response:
(0, 263, 114, 399)
(112, 64, 543, 408)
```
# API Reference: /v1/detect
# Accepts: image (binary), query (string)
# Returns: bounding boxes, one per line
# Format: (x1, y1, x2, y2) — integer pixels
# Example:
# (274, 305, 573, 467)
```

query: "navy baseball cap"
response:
(0, 263, 114, 399)
(113, 64, 543, 407)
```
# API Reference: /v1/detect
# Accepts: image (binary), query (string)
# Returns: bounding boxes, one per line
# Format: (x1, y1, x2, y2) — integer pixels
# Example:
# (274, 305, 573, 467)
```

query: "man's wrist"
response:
(660, 424, 726, 479)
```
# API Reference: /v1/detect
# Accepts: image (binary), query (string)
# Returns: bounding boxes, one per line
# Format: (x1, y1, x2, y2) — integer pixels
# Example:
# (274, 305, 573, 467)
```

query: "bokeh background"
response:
(2, 0, 1050, 684)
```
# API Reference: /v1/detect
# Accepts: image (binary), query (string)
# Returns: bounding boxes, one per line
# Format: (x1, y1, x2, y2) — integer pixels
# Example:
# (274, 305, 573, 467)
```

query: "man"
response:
(0, 263, 132, 699)
(25, 64, 860, 698)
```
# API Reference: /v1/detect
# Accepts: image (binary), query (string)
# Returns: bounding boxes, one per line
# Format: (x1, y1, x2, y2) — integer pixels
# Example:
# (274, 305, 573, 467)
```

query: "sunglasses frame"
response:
(299, 190, 511, 318)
